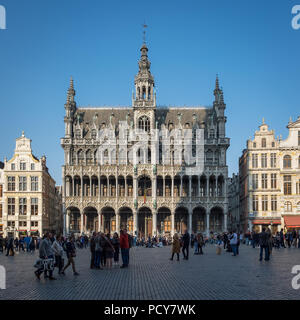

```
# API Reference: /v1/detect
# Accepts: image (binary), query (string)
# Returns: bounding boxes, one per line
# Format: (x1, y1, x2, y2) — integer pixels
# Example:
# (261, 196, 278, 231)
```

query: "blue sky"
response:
(0, 0, 299, 184)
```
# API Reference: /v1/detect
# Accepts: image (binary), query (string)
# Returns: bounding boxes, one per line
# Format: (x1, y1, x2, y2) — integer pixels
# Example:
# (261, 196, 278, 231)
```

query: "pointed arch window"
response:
(78, 150, 84, 164)
(86, 150, 93, 165)
(138, 116, 150, 132)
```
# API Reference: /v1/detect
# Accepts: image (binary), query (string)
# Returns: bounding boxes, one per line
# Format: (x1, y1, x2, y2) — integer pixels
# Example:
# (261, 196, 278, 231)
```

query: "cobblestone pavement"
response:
(0, 244, 300, 300)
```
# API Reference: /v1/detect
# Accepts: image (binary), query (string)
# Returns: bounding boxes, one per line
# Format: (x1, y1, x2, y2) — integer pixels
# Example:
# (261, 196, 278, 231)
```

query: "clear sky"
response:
(0, 0, 299, 184)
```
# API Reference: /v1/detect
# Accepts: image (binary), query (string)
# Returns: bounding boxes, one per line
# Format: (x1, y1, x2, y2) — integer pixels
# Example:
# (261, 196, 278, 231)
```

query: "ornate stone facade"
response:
(2, 133, 63, 237)
(61, 42, 230, 237)
(239, 117, 300, 233)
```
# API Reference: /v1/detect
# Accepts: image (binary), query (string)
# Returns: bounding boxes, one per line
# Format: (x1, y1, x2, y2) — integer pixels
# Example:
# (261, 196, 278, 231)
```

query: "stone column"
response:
(206, 213, 210, 237)
(171, 213, 175, 236)
(163, 177, 165, 197)
(152, 211, 157, 236)
(189, 176, 192, 199)
(66, 210, 70, 235)
(98, 213, 101, 232)
(125, 177, 128, 197)
(198, 176, 201, 197)
(90, 177, 92, 196)
(188, 210, 192, 235)
(133, 210, 138, 236)
(224, 214, 228, 232)
(171, 177, 174, 198)
(81, 175, 83, 198)
(80, 214, 84, 235)
(108, 178, 110, 197)
(116, 213, 120, 234)
(116, 175, 119, 198)
(206, 177, 209, 198)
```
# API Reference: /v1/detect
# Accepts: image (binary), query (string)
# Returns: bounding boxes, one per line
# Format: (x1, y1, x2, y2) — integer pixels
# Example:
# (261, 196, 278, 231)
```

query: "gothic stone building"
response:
(61, 42, 230, 237)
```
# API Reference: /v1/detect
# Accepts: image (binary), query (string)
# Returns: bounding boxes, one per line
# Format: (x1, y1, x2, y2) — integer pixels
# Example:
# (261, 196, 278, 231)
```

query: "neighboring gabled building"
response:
(2, 132, 63, 238)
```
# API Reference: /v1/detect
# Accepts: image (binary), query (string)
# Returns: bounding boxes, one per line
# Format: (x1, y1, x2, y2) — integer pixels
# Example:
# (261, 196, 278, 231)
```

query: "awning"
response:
(283, 215, 300, 228)
(252, 219, 281, 225)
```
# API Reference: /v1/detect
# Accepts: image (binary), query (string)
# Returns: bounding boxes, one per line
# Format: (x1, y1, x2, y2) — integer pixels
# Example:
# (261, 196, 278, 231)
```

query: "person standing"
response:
(229, 230, 238, 256)
(5, 237, 14, 256)
(111, 232, 120, 267)
(35, 232, 56, 280)
(182, 230, 190, 260)
(259, 227, 270, 261)
(52, 235, 64, 275)
(170, 233, 181, 261)
(90, 232, 96, 269)
(94, 233, 103, 270)
(14, 237, 19, 252)
(61, 236, 79, 276)
(104, 233, 114, 269)
(120, 229, 129, 268)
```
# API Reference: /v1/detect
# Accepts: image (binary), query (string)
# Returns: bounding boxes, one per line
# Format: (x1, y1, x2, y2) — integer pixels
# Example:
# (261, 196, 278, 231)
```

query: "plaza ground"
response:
(0, 244, 300, 300)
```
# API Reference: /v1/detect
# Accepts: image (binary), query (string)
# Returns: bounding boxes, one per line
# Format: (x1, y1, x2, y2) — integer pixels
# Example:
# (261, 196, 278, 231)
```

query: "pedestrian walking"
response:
(35, 232, 56, 280)
(229, 230, 238, 256)
(182, 230, 190, 260)
(52, 235, 64, 274)
(61, 236, 79, 276)
(170, 233, 181, 261)
(5, 237, 14, 256)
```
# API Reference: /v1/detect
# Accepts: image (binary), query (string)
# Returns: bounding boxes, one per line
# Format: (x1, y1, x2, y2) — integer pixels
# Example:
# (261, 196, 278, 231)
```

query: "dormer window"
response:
(253, 142, 256, 148)
(11, 163, 15, 170)
(31, 163, 35, 170)
(261, 138, 266, 148)
(20, 162, 26, 171)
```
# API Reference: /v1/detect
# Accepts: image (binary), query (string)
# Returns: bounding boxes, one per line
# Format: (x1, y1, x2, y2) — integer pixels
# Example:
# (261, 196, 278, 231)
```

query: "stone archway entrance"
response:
(83, 207, 98, 234)
(119, 207, 134, 234)
(192, 207, 206, 233)
(101, 207, 116, 234)
(157, 207, 172, 236)
(138, 207, 152, 238)
(175, 207, 188, 235)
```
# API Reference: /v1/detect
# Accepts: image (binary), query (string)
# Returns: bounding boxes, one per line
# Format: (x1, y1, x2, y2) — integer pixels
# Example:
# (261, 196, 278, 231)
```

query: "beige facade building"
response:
(2, 132, 63, 238)
(239, 117, 300, 233)
(61, 42, 230, 237)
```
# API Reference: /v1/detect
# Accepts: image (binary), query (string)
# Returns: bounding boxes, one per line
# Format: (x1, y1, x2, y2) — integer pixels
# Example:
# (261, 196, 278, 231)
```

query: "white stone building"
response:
(2, 132, 63, 238)
(239, 117, 300, 233)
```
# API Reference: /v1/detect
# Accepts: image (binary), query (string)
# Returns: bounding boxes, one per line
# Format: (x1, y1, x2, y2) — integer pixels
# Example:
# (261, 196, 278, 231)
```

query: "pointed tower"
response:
(133, 43, 156, 109)
(64, 77, 77, 138)
(213, 75, 226, 138)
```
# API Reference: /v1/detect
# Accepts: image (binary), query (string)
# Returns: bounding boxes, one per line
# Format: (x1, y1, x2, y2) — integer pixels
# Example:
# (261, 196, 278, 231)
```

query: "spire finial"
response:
(142, 22, 148, 44)
(289, 116, 292, 123)
(262, 117, 265, 124)
(22, 130, 25, 137)
(70, 76, 74, 89)
(215, 74, 219, 90)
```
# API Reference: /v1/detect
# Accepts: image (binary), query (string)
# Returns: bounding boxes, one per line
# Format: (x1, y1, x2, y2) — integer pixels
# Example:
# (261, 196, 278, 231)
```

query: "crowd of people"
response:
(1, 227, 300, 281)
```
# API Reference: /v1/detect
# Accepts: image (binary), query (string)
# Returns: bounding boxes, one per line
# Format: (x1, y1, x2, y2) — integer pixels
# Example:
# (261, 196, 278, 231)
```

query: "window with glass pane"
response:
(252, 195, 258, 212)
(270, 153, 276, 168)
(19, 198, 27, 215)
(0, 204, 2, 218)
(271, 196, 277, 211)
(19, 176, 27, 191)
(31, 163, 35, 170)
(86, 150, 93, 164)
(11, 163, 15, 170)
(31, 198, 38, 215)
(20, 162, 26, 170)
(284, 175, 292, 195)
(252, 174, 258, 190)
(261, 174, 268, 189)
(271, 173, 277, 189)
(285, 201, 292, 212)
(298, 131, 300, 146)
(8, 198, 15, 215)
(261, 138, 266, 148)
(283, 155, 292, 169)
(252, 154, 258, 168)
(31, 176, 38, 191)
(262, 195, 268, 211)
(261, 154, 267, 168)
(7, 176, 15, 191)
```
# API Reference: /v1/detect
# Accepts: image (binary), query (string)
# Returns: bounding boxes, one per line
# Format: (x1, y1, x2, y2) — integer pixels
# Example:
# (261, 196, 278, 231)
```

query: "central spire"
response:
(133, 38, 155, 107)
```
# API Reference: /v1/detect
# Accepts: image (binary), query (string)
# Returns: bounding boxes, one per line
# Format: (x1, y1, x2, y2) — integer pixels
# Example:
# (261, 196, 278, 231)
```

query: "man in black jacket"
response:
(90, 232, 96, 269)
(259, 227, 270, 261)
(182, 230, 190, 260)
